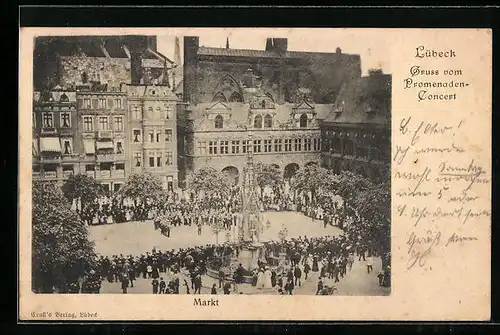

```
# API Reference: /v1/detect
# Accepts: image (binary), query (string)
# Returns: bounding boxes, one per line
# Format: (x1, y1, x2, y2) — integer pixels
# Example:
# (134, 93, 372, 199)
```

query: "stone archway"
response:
(284, 163, 300, 180)
(222, 166, 239, 185)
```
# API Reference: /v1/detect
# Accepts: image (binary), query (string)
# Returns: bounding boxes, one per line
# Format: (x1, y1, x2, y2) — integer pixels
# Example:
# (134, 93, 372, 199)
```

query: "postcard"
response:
(19, 28, 491, 320)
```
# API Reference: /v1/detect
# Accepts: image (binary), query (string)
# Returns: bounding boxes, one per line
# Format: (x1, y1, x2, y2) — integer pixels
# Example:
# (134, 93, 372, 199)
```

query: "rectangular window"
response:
(99, 116, 109, 130)
(115, 140, 124, 154)
(42, 112, 53, 128)
(62, 139, 72, 155)
(148, 130, 154, 143)
(264, 139, 272, 153)
(220, 140, 229, 154)
(156, 130, 161, 143)
(253, 140, 262, 153)
(114, 116, 123, 131)
(92, 99, 99, 109)
(294, 138, 302, 151)
(149, 153, 155, 167)
(133, 129, 142, 143)
(116, 163, 125, 171)
(209, 141, 217, 155)
(165, 151, 173, 165)
(305, 138, 312, 151)
(77, 99, 83, 109)
(99, 98, 106, 109)
(132, 106, 142, 120)
(157, 154, 162, 167)
(60, 112, 71, 128)
(83, 116, 93, 132)
(165, 104, 173, 119)
(84, 99, 91, 109)
(284, 139, 292, 152)
(165, 129, 172, 142)
(197, 141, 207, 156)
(133, 152, 142, 167)
(274, 139, 282, 152)
(242, 140, 249, 153)
(115, 98, 122, 109)
(231, 140, 240, 154)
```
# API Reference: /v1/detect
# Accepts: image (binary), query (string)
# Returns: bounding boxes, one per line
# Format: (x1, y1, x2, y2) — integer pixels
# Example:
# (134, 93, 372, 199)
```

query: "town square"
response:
(31, 32, 391, 296)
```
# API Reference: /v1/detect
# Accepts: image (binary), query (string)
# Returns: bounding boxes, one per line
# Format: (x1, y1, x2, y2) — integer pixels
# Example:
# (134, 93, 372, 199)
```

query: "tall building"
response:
(32, 36, 181, 190)
(321, 69, 391, 182)
(126, 84, 179, 191)
(179, 36, 362, 185)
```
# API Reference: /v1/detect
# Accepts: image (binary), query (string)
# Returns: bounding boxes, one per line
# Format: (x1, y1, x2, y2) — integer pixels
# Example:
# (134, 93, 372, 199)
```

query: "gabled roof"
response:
(324, 73, 391, 125)
(196, 46, 360, 61)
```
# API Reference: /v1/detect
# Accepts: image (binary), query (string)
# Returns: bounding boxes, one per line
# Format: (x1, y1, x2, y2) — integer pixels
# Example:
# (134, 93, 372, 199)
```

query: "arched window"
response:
(229, 92, 243, 102)
(264, 114, 272, 128)
(299, 113, 308, 128)
(261, 100, 266, 108)
(81, 72, 88, 83)
(213, 92, 227, 103)
(214, 115, 224, 129)
(254, 115, 263, 128)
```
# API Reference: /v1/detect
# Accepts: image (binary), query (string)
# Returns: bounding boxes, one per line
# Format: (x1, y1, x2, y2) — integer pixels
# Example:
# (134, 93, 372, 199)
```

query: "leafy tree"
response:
(255, 163, 283, 197)
(120, 172, 164, 210)
(32, 181, 96, 293)
(61, 174, 105, 225)
(335, 170, 374, 205)
(187, 167, 231, 198)
(290, 164, 330, 203)
(352, 181, 391, 254)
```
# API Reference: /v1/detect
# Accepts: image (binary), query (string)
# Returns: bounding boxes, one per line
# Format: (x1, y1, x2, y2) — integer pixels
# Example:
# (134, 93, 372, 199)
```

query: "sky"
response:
(156, 28, 391, 76)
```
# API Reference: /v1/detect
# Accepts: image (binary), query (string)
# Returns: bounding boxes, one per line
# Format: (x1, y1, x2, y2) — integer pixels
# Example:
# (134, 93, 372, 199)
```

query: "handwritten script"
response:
(396, 47, 491, 271)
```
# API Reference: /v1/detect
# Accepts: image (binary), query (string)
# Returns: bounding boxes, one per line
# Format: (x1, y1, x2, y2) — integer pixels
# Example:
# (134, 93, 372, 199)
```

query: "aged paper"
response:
(19, 28, 491, 321)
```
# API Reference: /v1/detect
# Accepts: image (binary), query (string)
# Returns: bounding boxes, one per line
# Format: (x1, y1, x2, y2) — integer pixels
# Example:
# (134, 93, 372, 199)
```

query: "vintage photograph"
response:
(31, 31, 391, 296)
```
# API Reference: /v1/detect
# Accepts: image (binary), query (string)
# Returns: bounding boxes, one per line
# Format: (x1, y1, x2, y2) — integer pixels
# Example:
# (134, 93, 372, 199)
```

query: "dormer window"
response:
(214, 114, 224, 129)
(299, 113, 308, 128)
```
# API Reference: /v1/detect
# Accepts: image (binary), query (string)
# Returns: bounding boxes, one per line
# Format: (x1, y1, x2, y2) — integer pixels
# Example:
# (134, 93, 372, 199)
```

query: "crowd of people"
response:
(67, 179, 391, 294)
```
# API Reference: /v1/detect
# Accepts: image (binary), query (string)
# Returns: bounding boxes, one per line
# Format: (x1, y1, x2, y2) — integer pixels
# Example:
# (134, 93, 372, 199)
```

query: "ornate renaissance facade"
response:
(179, 36, 363, 185)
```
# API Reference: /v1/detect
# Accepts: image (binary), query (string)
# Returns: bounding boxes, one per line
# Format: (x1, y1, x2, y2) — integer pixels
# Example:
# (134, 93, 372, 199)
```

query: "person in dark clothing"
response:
(316, 278, 324, 295)
(271, 270, 277, 287)
(223, 282, 231, 294)
(218, 269, 225, 288)
(194, 274, 202, 294)
(277, 276, 283, 290)
(121, 277, 129, 294)
(284, 278, 294, 295)
(211, 284, 217, 294)
(294, 266, 302, 286)
(159, 277, 166, 294)
(304, 263, 311, 280)
(152, 278, 159, 294)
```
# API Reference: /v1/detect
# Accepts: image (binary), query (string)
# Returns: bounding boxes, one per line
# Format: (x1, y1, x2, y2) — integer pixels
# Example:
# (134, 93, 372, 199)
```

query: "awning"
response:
(96, 140, 114, 150)
(83, 139, 96, 154)
(39, 137, 61, 153)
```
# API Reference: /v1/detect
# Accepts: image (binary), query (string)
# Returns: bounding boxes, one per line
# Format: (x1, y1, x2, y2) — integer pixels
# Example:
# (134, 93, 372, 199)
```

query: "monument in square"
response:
(237, 133, 266, 271)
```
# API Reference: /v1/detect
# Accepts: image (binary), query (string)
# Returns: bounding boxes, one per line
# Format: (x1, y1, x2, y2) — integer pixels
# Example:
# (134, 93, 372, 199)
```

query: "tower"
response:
(173, 36, 182, 90)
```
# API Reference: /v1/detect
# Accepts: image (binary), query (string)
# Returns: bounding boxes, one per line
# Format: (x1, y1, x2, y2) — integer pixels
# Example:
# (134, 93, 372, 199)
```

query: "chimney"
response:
(272, 38, 288, 54)
(130, 52, 143, 85)
(265, 38, 274, 51)
(146, 36, 157, 51)
(368, 69, 384, 76)
(336, 47, 342, 54)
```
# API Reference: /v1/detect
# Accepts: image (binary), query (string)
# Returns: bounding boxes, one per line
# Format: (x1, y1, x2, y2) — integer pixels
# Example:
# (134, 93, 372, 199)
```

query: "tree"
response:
(32, 181, 96, 293)
(290, 164, 330, 203)
(352, 181, 391, 254)
(211, 219, 225, 245)
(255, 163, 283, 197)
(61, 174, 105, 224)
(187, 167, 231, 198)
(335, 170, 374, 205)
(120, 172, 164, 211)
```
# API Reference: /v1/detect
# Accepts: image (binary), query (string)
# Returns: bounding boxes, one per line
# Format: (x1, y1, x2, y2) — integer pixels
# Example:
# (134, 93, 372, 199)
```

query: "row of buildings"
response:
(32, 35, 391, 192)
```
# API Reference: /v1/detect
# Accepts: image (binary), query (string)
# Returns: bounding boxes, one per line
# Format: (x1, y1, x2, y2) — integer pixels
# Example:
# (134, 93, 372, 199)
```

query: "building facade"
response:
(126, 84, 179, 191)
(321, 70, 391, 182)
(180, 36, 363, 185)
(32, 36, 180, 190)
